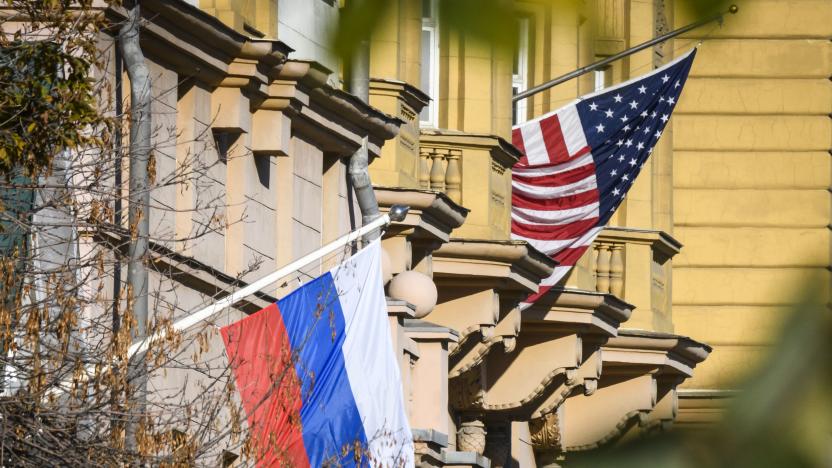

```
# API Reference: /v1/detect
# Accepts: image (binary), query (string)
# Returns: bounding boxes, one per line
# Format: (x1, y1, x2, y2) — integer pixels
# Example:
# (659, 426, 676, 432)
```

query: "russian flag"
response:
(221, 241, 414, 467)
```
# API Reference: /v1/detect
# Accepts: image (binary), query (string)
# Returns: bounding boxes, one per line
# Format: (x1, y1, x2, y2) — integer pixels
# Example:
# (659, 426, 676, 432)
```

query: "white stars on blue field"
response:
(578, 50, 696, 223)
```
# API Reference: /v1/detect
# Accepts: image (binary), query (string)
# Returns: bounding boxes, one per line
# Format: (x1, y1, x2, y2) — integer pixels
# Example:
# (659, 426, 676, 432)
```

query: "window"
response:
(594, 66, 611, 92)
(420, 0, 439, 127)
(512, 17, 530, 126)
(594, 69, 605, 92)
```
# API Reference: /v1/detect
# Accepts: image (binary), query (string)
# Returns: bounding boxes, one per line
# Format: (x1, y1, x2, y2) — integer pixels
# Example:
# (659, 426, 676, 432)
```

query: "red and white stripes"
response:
(512, 104, 589, 166)
(510, 103, 603, 302)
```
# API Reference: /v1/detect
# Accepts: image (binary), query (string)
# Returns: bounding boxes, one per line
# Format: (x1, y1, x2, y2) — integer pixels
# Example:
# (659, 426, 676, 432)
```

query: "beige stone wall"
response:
(438, 31, 514, 139)
(200, 0, 278, 38)
(277, 0, 341, 78)
(671, 0, 832, 389)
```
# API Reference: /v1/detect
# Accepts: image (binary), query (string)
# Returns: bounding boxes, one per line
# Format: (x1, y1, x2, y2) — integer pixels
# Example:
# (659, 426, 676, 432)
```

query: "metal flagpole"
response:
(127, 204, 410, 358)
(512, 4, 738, 103)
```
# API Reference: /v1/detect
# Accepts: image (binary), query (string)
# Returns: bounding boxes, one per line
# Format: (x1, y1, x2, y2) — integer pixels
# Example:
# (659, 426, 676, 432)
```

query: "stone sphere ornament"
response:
(387, 270, 438, 318)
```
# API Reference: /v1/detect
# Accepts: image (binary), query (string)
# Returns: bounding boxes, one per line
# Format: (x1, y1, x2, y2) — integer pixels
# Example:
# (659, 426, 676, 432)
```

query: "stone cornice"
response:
(597, 226, 683, 260)
(403, 319, 460, 343)
(420, 129, 522, 170)
(253, 60, 403, 157)
(106, 1, 292, 86)
(433, 239, 556, 293)
(522, 288, 634, 337)
(106, 2, 402, 159)
(602, 329, 712, 377)
(375, 187, 468, 242)
(370, 78, 431, 114)
(272, 61, 403, 134)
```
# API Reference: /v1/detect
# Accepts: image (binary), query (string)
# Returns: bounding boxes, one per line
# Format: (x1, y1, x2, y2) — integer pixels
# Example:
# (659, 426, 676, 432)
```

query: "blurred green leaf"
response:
(332, 0, 735, 62)
(570, 282, 831, 468)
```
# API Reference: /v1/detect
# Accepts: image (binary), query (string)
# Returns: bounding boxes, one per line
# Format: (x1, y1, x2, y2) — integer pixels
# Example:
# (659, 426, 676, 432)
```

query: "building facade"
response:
(669, 0, 831, 426)
(11, 0, 822, 466)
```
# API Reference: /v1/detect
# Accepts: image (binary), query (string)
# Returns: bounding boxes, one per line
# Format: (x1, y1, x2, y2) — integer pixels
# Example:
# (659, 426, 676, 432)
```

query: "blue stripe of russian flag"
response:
(222, 241, 413, 467)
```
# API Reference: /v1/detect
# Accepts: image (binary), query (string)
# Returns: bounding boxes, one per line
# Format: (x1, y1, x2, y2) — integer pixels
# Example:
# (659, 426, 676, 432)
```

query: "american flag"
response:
(511, 48, 696, 304)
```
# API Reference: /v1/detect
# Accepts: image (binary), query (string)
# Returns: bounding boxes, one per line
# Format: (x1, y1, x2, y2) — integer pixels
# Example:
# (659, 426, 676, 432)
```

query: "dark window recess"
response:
(212, 130, 241, 164)
(0, 172, 34, 306)
(254, 154, 271, 188)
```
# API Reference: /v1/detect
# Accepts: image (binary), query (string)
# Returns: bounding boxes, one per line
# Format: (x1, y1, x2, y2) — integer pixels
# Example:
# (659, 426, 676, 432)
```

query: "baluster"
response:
(590, 244, 599, 291)
(609, 244, 624, 297)
(595, 244, 611, 293)
(445, 149, 462, 204)
(418, 148, 431, 189)
(430, 149, 447, 192)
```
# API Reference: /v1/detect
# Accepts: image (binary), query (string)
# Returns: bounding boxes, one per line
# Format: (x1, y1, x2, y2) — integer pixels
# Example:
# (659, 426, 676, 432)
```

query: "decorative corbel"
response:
(529, 410, 563, 458)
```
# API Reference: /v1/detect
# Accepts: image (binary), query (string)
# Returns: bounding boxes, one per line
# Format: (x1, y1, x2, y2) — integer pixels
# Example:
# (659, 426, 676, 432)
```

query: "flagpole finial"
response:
(728, 4, 739, 14)
(389, 204, 410, 222)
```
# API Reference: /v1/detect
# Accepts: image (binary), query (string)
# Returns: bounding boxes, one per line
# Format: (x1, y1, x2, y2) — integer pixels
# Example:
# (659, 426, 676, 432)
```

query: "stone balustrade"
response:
(419, 130, 520, 240)
(567, 227, 682, 332)
(419, 147, 463, 204)
(591, 242, 625, 298)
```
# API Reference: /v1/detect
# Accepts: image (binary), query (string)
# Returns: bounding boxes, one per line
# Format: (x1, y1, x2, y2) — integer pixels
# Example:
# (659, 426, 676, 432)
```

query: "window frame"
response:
(512, 16, 530, 126)
(420, 0, 440, 128)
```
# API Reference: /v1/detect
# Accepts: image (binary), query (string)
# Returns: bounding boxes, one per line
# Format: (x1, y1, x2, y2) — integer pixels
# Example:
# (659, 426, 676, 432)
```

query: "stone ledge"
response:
(412, 428, 449, 447)
(404, 319, 460, 342)
(598, 226, 682, 260)
(376, 187, 469, 242)
(433, 239, 557, 294)
(441, 450, 492, 468)
(606, 329, 713, 377)
(420, 129, 521, 170)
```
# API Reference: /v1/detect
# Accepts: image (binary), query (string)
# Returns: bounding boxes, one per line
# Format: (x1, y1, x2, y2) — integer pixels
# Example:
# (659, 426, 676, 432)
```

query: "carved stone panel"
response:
(529, 410, 563, 453)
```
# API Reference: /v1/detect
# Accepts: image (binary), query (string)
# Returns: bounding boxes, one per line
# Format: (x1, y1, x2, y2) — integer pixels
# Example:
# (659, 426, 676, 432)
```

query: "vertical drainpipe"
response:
(347, 35, 382, 239)
(119, 1, 152, 451)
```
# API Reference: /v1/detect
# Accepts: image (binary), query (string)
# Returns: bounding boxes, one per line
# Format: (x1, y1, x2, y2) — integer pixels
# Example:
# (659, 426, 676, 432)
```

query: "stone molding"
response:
(369, 78, 431, 116)
(419, 129, 522, 171)
(523, 288, 634, 337)
(602, 329, 712, 378)
(448, 329, 508, 379)
(564, 409, 649, 452)
(433, 239, 556, 293)
(94, 229, 275, 315)
(106, 1, 290, 86)
(459, 289, 628, 418)
(375, 187, 469, 242)
(107, 1, 402, 159)
(597, 226, 683, 262)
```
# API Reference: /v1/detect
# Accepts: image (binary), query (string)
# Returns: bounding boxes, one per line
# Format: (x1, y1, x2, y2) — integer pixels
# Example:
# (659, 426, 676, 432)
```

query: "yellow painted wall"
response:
(671, 0, 832, 390)
(199, 0, 278, 37)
